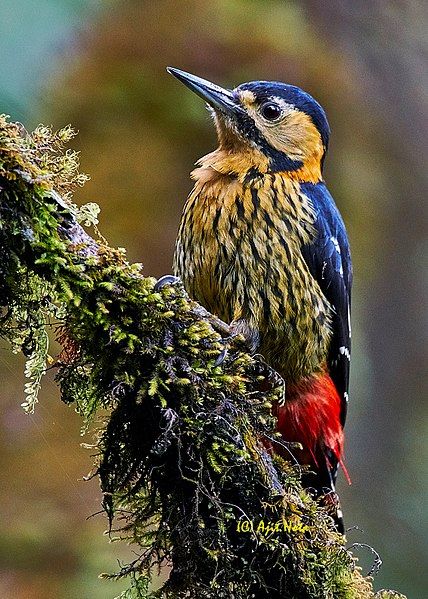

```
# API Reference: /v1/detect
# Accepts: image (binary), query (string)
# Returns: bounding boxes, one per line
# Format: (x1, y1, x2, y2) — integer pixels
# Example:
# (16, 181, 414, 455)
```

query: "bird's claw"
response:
(229, 318, 260, 354)
(213, 347, 228, 367)
(154, 275, 181, 291)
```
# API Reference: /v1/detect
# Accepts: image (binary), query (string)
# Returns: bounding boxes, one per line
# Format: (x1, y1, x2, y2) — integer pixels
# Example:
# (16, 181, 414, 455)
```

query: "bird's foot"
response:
(212, 319, 259, 368)
(230, 318, 260, 354)
(154, 275, 181, 291)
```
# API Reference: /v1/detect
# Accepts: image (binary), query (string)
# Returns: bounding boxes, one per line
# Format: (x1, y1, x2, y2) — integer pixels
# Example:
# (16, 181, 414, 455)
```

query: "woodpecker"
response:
(168, 67, 352, 532)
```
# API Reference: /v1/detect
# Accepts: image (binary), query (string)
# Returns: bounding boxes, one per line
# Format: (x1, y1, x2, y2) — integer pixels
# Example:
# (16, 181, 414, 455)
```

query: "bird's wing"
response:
(300, 182, 352, 427)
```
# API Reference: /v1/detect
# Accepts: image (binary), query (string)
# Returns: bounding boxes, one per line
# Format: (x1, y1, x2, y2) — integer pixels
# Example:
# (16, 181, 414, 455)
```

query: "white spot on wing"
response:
(347, 305, 352, 338)
(339, 346, 351, 360)
(331, 236, 341, 254)
(322, 261, 327, 279)
(331, 236, 343, 276)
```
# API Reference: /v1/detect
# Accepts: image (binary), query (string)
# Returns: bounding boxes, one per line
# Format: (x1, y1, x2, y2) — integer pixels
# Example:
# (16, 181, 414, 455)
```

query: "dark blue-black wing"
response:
(300, 182, 352, 427)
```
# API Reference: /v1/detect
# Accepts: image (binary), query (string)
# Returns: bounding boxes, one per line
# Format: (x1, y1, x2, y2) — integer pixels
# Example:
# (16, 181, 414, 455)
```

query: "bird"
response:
(167, 67, 352, 532)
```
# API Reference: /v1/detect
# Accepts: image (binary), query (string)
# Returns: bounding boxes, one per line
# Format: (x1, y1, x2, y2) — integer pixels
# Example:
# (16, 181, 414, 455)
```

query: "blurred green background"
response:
(0, 0, 427, 597)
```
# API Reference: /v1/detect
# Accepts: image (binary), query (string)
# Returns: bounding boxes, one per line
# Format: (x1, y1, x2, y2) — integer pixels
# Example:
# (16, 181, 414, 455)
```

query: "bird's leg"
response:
(228, 318, 260, 354)
(212, 319, 259, 367)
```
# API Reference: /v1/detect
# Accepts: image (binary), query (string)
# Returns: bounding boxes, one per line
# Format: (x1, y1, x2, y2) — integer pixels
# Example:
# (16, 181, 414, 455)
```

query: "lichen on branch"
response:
(0, 115, 405, 599)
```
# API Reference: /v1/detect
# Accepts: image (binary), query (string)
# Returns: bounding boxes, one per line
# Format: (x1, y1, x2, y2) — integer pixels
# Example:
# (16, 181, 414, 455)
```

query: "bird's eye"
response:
(260, 102, 282, 121)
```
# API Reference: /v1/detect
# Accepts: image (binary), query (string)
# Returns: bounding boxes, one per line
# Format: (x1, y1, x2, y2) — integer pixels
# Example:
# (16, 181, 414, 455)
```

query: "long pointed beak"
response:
(167, 67, 243, 117)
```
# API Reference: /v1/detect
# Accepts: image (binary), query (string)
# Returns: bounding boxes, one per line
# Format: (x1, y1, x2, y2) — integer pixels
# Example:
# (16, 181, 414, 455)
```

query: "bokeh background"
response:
(0, 1, 427, 597)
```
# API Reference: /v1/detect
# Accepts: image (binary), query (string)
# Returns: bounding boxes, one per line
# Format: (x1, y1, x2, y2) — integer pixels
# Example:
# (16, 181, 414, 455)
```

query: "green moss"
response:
(0, 115, 405, 599)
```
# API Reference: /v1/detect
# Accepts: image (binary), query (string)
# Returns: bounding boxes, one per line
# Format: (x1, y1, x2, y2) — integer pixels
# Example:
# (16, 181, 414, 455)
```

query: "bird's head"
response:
(168, 67, 330, 181)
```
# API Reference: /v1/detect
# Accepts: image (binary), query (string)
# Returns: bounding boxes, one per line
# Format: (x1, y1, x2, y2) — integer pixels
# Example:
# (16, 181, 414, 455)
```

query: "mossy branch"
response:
(0, 115, 405, 599)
